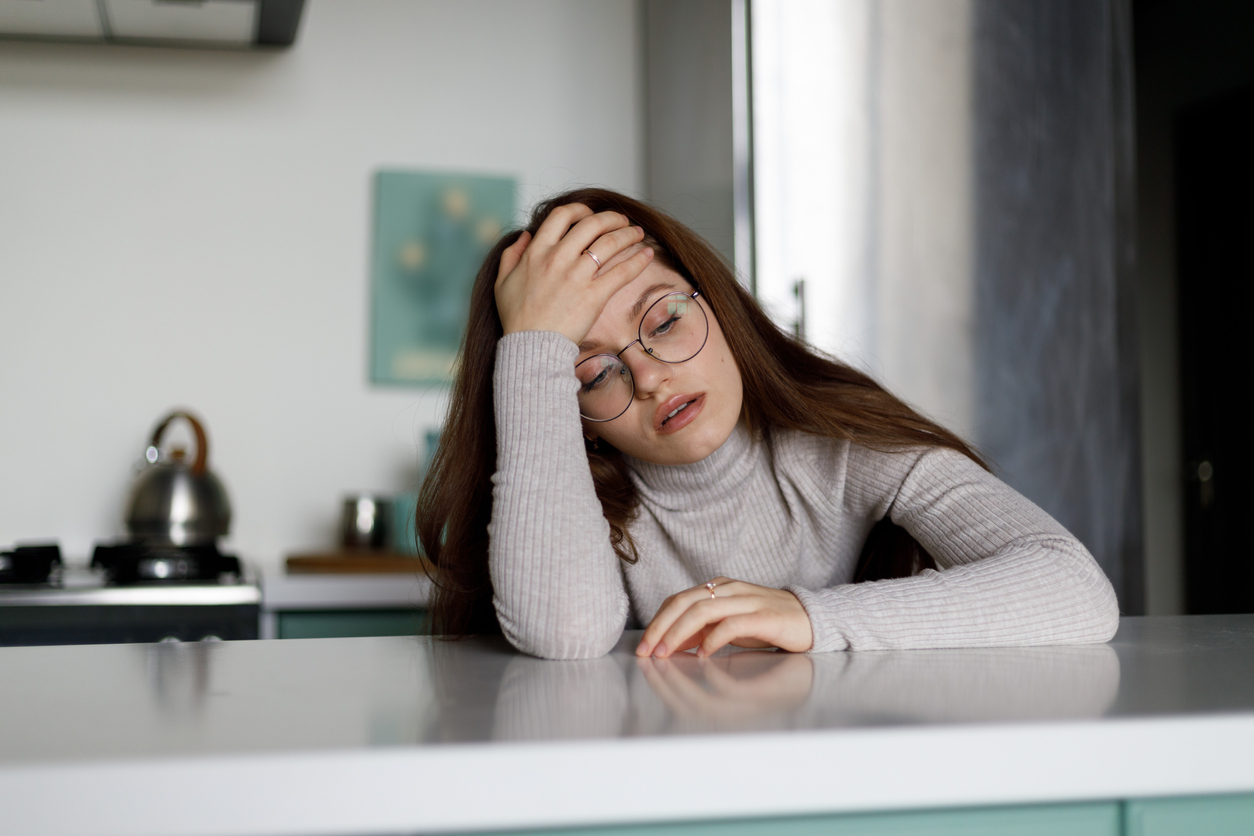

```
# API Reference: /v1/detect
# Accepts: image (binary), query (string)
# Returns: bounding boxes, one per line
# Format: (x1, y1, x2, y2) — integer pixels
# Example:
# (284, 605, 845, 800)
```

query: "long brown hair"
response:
(418, 188, 987, 637)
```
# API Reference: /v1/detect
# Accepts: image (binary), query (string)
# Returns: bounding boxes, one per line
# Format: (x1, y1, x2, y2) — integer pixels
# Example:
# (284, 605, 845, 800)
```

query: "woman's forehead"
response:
(601, 261, 688, 319)
(578, 261, 690, 354)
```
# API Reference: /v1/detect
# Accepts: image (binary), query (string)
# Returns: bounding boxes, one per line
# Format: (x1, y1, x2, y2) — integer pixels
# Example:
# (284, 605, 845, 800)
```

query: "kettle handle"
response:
(149, 411, 209, 477)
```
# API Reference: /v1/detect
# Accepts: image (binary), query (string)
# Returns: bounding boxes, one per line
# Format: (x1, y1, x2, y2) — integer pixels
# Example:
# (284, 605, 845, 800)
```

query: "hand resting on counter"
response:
(636, 577, 814, 658)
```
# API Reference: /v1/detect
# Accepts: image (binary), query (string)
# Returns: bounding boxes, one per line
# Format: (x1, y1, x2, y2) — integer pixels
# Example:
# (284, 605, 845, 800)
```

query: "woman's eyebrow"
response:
(630, 282, 677, 320)
(577, 283, 679, 355)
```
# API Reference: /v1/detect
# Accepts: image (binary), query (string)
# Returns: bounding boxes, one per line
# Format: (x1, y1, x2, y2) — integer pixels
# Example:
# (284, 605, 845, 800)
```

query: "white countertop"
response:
(3, 615, 1254, 835)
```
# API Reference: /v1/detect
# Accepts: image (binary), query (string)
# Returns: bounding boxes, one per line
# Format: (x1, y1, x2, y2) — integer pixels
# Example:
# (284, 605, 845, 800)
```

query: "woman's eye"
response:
(650, 315, 680, 338)
(582, 368, 611, 391)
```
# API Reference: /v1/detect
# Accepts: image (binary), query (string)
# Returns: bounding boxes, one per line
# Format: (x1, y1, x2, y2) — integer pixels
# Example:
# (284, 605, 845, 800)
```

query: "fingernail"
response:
(636, 641, 648, 656)
(655, 643, 668, 657)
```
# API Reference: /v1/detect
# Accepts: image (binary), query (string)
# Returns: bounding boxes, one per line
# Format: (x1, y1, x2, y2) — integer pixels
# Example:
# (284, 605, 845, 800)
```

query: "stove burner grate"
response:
(0, 544, 62, 585)
(91, 543, 241, 585)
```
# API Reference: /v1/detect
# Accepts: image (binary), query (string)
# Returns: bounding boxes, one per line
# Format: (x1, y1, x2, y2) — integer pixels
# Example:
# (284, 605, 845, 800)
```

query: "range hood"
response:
(0, 0, 304, 48)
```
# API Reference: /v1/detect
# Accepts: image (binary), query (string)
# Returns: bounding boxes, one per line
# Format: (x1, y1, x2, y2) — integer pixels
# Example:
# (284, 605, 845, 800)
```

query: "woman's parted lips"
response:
(653, 393, 704, 431)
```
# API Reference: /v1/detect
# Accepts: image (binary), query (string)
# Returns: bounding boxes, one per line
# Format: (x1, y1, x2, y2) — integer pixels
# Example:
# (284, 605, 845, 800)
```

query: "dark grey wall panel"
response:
(973, 0, 1143, 611)
(257, 0, 305, 46)
(645, 0, 736, 266)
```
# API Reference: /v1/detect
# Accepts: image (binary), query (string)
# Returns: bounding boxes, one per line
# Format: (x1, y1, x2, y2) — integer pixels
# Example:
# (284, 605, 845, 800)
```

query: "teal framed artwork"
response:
(370, 170, 516, 385)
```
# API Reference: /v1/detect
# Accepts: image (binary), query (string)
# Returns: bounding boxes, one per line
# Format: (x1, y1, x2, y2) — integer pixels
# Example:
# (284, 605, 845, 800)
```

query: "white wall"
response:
(0, 0, 644, 576)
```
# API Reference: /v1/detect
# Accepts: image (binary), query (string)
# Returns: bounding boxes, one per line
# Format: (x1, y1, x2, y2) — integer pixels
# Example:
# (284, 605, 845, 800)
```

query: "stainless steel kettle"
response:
(125, 411, 232, 546)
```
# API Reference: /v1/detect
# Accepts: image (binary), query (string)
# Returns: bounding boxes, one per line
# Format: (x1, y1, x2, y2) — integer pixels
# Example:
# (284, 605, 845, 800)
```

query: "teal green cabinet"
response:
(464, 803, 1122, 836)
(276, 608, 428, 639)
(455, 795, 1254, 836)
(1126, 793, 1254, 836)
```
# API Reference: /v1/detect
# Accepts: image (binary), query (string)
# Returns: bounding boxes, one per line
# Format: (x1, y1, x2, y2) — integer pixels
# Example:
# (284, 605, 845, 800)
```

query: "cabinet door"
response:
(1126, 794, 1254, 836)
(277, 608, 428, 639)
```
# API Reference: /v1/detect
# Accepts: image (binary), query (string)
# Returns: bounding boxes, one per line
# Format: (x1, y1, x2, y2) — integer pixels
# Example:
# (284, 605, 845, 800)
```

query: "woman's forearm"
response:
(794, 446, 1119, 651)
(488, 331, 630, 659)
(791, 536, 1119, 651)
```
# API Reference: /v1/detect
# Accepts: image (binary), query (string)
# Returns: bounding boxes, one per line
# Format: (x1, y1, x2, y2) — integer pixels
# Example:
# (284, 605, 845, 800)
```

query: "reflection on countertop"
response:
(443, 639, 1119, 743)
(2, 615, 1254, 765)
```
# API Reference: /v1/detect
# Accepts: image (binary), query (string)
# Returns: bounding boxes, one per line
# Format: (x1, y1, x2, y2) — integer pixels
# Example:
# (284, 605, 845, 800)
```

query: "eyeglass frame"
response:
(575, 287, 708, 423)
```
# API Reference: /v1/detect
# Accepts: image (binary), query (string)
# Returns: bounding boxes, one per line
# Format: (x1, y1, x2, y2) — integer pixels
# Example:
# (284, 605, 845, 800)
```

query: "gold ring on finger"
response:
(584, 249, 602, 269)
(705, 580, 717, 599)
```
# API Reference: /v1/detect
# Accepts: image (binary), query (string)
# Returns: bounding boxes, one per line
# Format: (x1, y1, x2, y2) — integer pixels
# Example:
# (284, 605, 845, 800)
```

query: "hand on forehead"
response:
(592, 241, 651, 277)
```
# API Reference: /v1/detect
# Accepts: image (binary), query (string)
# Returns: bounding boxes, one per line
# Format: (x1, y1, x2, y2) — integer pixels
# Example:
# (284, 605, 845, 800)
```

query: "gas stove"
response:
(0, 541, 260, 646)
(1, 541, 248, 586)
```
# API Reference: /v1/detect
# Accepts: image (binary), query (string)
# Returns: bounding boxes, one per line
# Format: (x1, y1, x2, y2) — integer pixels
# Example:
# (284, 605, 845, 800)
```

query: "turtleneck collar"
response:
(625, 422, 761, 511)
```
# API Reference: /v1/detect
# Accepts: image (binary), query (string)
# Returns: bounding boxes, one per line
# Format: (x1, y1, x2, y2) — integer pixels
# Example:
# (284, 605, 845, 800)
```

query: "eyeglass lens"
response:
(575, 292, 709, 422)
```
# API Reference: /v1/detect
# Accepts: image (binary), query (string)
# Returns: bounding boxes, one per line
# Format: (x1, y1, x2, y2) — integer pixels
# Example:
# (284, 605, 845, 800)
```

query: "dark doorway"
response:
(1177, 84, 1254, 613)
(1134, 0, 1254, 614)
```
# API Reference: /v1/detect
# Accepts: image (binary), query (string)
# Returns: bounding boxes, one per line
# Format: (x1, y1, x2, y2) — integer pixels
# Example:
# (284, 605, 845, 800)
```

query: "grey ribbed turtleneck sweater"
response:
(488, 331, 1120, 660)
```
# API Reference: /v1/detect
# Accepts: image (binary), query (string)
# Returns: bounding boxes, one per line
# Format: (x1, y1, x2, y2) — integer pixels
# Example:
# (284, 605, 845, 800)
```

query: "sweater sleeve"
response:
(787, 445, 1120, 652)
(487, 331, 630, 659)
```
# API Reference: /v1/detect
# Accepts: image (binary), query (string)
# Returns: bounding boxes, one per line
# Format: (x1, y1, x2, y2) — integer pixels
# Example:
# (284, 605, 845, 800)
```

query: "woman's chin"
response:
(624, 413, 738, 466)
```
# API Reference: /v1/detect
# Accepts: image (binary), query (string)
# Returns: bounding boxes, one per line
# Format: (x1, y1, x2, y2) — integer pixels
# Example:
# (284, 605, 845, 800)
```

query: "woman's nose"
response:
(626, 347, 671, 398)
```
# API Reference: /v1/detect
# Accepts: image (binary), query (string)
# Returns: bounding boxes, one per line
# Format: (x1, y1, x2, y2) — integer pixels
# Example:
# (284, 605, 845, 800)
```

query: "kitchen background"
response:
(2, 0, 1253, 621)
(0, 0, 643, 578)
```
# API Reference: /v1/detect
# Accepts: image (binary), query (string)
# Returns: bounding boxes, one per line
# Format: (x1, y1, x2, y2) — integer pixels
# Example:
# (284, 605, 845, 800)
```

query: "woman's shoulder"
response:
(766, 426, 848, 468)
(767, 429, 982, 505)
(767, 426, 930, 471)
(765, 428, 862, 493)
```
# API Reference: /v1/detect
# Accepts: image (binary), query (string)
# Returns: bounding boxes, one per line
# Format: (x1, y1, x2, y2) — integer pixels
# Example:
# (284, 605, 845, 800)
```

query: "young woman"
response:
(418, 188, 1119, 661)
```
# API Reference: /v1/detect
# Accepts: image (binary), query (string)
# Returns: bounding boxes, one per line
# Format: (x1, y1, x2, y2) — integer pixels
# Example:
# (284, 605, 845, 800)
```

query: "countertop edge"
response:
(5, 712, 1254, 836)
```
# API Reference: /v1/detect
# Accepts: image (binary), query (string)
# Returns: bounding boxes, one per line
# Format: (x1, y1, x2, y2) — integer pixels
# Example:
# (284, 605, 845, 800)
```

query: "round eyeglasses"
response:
(575, 290, 709, 422)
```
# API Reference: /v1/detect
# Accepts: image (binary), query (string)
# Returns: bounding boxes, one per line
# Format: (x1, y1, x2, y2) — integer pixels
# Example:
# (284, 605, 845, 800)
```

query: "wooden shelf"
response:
(285, 552, 434, 575)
